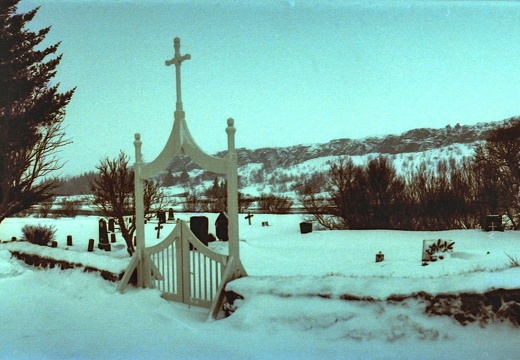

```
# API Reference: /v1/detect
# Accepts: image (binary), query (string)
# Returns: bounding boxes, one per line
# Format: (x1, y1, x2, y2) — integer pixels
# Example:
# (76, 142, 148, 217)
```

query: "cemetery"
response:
(1, 37, 520, 358)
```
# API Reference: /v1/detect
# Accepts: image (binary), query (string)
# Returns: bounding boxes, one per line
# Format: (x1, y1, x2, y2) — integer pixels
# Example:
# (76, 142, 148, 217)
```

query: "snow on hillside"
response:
(161, 141, 478, 200)
(1, 214, 520, 359)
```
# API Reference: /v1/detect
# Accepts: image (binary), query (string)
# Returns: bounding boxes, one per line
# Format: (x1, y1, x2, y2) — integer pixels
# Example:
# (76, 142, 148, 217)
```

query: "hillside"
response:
(57, 117, 519, 196)
(161, 117, 517, 195)
(169, 117, 518, 173)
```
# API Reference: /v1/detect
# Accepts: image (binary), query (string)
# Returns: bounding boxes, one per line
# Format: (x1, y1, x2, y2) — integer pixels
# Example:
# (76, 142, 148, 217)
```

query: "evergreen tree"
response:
(0, 1, 75, 223)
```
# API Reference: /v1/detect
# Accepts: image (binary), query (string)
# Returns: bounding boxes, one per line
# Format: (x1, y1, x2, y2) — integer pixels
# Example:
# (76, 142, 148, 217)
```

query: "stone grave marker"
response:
(190, 216, 209, 248)
(215, 212, 229, 241)
(485, 215, 503, 232)
(88, 239, 94, 252)
(108, 218, 115, 232)
(157, 210, 166, 224)
(98, 219, 111, 251)
(422, 239, 437, 262)
(168, 208, 175, 221)
(300, 222, 312, 234)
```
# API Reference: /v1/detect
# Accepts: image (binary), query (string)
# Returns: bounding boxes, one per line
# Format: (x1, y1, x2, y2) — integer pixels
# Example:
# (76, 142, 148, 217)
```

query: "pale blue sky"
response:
(19, 0, 520, 176)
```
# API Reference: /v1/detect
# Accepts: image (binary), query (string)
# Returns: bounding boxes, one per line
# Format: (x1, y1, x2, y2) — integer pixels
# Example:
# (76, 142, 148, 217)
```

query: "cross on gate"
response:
(165, 37, 191, 111)
(245, 212, 254, 225)
(490, 222, 497, 231)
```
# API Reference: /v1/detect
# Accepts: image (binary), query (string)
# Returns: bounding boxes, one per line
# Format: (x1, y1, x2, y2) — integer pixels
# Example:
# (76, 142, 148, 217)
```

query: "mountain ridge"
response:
(168, 117, 519, 174)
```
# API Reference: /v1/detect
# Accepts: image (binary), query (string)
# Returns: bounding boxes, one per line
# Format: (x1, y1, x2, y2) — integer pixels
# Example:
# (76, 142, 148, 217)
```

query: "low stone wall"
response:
(387, 289, 520, 327)
(9, 250, 126, 282)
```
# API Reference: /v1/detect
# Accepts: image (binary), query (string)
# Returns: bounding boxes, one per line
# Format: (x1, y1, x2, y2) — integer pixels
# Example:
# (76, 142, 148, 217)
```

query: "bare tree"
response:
(473, 122, 520, 228)
(89, 151, 164, 255)
(258, 193, 293, 214)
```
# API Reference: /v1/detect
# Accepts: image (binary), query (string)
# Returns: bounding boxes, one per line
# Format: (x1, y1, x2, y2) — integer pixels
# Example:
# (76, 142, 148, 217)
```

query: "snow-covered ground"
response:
(1, 214, 519, 359)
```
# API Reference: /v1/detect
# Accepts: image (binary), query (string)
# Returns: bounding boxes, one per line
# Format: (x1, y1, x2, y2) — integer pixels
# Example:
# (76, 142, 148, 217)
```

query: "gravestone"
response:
(245, 212, 254, 225)
(190, 216, 209, 247)
(422, 239, 437, 262)
(375, 251, 384, 262)
(88, 239, 95, 252)
(485, 215, 503, 232)
(168, 208, 175, 221)
(108, 218, 115, 232)
(66, 235, 73, 246)
(155, 222, 163, 239)
(157, 210, 166, 224)
(300, 222, 312, 234)
(215, 212, 229, 241)
(98, 219, 111, 251)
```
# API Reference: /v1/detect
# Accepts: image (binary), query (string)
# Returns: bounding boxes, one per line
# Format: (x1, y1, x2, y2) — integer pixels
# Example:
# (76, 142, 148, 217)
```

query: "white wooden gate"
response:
(118, 38, 246, 320)
(145, 220, 228, 308)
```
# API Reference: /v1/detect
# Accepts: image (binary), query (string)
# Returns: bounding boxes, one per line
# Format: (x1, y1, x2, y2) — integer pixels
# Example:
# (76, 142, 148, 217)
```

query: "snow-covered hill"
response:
(57, 117, 518, 198)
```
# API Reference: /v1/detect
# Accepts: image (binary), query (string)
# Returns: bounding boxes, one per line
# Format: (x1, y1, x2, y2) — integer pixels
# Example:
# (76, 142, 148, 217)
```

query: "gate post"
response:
(134, 133, 150, 287)
(226, 118, 239, 261)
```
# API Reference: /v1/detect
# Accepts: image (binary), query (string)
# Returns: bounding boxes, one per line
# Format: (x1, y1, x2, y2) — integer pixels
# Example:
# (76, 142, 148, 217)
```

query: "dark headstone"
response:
(108, 218, 115, 232)
(375, 252, 384, 262)
(190, 216, 209, 247)
(485, 215, 503, 232)
(66, 235, 73, 246)
(300, 222, 312, 234)
(168, 208, 174, 221)
(157, 210, 166, 224)
(215, 212, 229, 242)
(98, 219, 111, 251)
(50, 241, 58, 248)
(88, 239, 95, 252)
(110, 233, 116, 243)
(207, 233, 217, 243)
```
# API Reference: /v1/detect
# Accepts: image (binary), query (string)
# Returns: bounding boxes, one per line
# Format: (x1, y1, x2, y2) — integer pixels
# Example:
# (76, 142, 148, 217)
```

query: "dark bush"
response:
(21, 224, 57, 246)
(57, 198, 81, 218)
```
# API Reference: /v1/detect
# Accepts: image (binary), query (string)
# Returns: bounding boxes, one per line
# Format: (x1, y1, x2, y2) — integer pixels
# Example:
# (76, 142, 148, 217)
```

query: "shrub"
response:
(258, 193, 293, 214)
(37, 199, 54, 218)
(21, 224, 57, 246)
(57, 198, 81, 218)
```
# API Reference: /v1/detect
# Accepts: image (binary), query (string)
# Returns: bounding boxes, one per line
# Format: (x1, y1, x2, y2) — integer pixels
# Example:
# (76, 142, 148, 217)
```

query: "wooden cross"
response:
(245, 212, 254, 225)
(165, 37, 191, 111)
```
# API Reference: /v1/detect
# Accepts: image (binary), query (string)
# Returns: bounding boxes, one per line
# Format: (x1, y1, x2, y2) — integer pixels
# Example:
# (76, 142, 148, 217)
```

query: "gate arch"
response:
(118, 37, 246, 320)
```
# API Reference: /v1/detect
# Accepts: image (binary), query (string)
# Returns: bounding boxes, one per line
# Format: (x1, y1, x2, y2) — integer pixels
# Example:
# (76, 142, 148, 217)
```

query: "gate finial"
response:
(165, 37, 191, 111)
